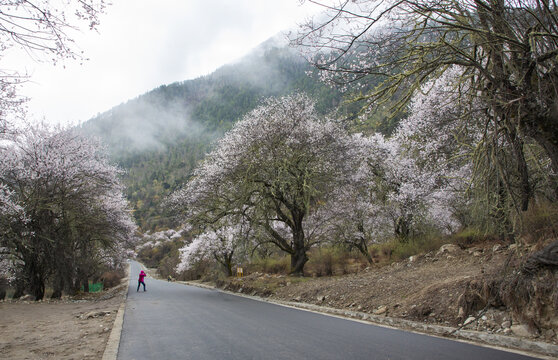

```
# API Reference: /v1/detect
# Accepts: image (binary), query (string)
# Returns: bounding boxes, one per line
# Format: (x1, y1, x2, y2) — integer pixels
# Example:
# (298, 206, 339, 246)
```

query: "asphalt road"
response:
(117, 261, 539, 360)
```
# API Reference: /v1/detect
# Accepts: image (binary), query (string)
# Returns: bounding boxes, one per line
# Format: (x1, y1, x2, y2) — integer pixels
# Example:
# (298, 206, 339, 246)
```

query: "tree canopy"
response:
(0, 0, 107, 135)
(0, 125, 136, 299)
(170, 94, 360, 274)
(294, 0, 558, 212)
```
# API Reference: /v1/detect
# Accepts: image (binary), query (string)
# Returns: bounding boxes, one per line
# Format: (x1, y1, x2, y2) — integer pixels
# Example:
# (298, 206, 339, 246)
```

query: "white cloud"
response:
(1, 0, 324, 126)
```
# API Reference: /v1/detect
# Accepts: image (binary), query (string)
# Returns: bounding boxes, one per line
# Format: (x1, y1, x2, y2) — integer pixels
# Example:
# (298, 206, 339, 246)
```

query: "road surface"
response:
(117, 261, 539, 360)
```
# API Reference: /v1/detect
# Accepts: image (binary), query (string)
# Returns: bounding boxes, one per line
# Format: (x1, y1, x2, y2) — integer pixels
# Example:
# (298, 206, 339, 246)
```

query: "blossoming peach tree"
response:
(170, 94, 360, 275)
(0, 125, 136, 299)
(294, 0, 558, 214)
(171, 90, 476, 275)
(176, 216, 253, 277)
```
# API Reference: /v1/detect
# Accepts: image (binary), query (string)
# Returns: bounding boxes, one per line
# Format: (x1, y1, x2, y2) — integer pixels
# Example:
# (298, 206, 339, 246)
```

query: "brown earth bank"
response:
(212, 241, 558, 356)
(0, 280, 127, 360)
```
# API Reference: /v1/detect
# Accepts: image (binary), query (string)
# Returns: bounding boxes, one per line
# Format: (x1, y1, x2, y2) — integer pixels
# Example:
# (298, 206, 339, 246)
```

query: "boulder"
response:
(492, 244, 503, 253)
(373, 305, 387, 315)
(437, 244, 461, 255)
(510, 324, 535, 337)
(522, 239, 558, 274)
(463, 316, 476, 326)
(83, 311, 102, 319)
(467, 247, 483, 256)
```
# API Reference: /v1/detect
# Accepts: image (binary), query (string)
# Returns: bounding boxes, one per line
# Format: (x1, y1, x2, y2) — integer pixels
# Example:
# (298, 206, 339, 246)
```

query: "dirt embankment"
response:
(221, 242, 558, 347)
(0, 281, 127, 360)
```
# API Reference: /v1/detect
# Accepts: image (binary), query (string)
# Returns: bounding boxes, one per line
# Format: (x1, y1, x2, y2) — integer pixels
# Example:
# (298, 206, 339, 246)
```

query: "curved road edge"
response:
(102, 262, 131, 360)
(178, 280, 558, 359)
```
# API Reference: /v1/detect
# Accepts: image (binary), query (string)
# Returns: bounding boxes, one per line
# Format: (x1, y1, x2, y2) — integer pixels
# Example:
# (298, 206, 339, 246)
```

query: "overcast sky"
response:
(2, 0, 325, 127)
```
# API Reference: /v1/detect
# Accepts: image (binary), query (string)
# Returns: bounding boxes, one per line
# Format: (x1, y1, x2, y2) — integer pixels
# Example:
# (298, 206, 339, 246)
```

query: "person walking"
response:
(137, 270, 146, 292)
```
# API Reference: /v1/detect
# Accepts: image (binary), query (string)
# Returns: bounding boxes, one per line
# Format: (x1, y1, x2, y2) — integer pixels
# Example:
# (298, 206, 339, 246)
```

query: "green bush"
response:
(391, 238, 440, 260)
(81, 282, 103, 293)
(452, 227, 488, 248)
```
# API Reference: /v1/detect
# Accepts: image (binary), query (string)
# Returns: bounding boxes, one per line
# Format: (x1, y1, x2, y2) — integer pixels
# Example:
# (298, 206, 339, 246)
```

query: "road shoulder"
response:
(102, 262, 130, 360)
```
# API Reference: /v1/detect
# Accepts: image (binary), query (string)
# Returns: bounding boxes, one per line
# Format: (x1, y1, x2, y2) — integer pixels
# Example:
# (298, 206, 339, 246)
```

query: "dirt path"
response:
(0, 282, 126, 360)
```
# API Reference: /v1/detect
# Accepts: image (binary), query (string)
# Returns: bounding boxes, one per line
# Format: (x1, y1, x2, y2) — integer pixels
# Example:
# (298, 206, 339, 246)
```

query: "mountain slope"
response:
(80, 40, 346, 230)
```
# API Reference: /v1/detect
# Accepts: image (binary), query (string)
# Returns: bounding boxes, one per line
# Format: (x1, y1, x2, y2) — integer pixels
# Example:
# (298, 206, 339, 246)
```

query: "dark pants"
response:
(137, 280, 146, 291)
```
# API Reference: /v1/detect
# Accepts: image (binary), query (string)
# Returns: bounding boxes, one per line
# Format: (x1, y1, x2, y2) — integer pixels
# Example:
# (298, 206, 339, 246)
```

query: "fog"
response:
(79, 36, 312, 159)
(79, 92, 207, 156)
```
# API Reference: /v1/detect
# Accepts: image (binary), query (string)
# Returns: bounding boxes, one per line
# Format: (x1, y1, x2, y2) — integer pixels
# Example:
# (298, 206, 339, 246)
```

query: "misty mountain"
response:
(80, 38, 347, 230)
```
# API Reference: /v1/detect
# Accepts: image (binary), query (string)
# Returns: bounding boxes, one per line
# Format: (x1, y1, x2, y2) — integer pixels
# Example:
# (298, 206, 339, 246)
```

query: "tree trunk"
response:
(51, 274, 64, 299)
(395, 215, 411, 242)
(527, 110, 558, 176)
(214, 251, 234, 277)
(12, 280, 25, 299)
(529, 123, 558, 198)
(225, 264, 233, 277)
(223, 252, 234, 277)
(30, 274, 45, 301)
(82, 277, 89, 293)
(494, 180, 513, 241)
(506, 127, 531, 211)
(71, 278, 81, 294)
(290, 247, 309, 276)
(355, 223, 373, 264)
(353, 237, 373, 264)
(50, 289, 62, 299)
(289, 221, 308, 275)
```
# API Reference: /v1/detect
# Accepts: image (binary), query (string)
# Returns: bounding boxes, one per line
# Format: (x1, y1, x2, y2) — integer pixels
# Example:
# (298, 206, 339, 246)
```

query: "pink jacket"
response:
(139, 270, 146, 282)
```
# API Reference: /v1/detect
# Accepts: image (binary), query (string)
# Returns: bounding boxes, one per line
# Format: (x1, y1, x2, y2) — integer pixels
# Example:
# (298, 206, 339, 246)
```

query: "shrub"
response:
(157, 252, 181, 279)
(202, 265, 229, 283)
(178, 259, 212, 281)
(451, 227, 492, 248)
(306, 247, 365, 277)
(395, 235, 447, 260)
(370, 234, 449, 264)
(249, 256, 290, 274)
(101, 270, 125, 288)
(520, 201, 558, 245)
(310, 248, 335, 277)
